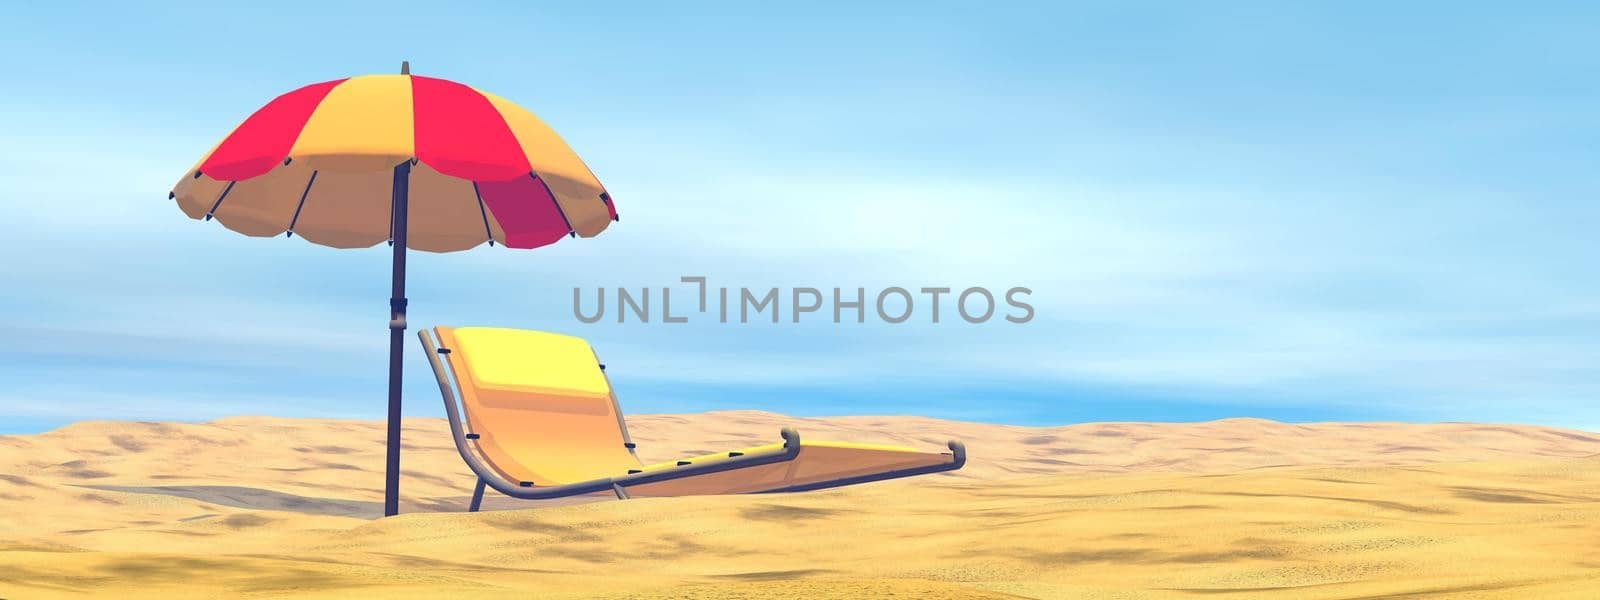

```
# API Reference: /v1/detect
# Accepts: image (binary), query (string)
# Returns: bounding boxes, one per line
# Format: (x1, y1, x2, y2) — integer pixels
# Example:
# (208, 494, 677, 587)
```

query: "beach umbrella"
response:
(169, 62, 617, 516)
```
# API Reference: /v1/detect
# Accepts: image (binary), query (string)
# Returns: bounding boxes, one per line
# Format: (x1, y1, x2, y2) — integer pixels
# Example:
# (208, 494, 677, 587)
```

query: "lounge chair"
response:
(419, 326, 966, 510)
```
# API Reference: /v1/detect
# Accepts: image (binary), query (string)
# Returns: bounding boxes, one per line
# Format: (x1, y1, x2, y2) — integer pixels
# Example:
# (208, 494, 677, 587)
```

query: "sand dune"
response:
(3, 412, 1599, 598)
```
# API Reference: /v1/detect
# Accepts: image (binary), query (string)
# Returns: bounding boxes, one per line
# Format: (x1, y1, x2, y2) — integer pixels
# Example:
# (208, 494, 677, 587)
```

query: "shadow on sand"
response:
(78, 485, 383, 518)
(73, 484, 611, 519)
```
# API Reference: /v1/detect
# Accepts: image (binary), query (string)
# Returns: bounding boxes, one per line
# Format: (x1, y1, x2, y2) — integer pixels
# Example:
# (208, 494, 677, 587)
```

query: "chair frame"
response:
(419, 328, 966, 511)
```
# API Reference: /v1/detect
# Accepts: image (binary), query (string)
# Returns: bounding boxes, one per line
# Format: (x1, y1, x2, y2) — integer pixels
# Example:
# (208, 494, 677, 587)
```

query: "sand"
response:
(2, 411, 1599, 598)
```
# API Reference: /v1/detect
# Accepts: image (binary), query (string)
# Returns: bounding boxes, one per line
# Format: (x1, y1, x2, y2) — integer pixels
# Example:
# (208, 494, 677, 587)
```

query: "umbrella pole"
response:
(385, 160, 412, 517)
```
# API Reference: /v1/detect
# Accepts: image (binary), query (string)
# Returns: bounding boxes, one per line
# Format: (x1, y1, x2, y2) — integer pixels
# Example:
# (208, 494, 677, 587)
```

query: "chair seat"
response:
(623, 441, 957, 497)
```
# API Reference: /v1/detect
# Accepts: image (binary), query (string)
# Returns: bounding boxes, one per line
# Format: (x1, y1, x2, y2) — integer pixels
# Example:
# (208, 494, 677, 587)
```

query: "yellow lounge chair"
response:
(419, 326, 966, 510)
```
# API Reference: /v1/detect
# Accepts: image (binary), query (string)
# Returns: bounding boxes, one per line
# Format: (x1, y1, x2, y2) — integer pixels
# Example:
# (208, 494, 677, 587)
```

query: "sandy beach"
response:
(3, 411, 1599, 598)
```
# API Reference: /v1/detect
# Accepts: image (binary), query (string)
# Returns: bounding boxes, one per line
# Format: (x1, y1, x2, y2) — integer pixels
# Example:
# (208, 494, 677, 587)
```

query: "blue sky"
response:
(1, 2, 1596, 433)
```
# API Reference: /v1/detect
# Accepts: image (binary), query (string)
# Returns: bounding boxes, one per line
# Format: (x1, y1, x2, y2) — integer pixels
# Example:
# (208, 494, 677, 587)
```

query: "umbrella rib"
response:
(286, 170, 318, 237)
(204, 181, 236, 221)
(472, 181, 495, 246)
(387, 159, 418, 247)
(533, 173, 575, 238)
(387, 177, 395, 246)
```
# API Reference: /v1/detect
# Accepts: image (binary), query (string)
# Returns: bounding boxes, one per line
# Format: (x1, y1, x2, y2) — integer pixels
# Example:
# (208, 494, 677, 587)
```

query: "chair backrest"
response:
(435, 326, 640, 485)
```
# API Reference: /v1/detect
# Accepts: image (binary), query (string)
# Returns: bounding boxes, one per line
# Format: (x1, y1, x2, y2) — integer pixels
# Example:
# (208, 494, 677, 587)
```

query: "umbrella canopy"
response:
(172, 71, 616, 249)
(169, 63, 616, 516)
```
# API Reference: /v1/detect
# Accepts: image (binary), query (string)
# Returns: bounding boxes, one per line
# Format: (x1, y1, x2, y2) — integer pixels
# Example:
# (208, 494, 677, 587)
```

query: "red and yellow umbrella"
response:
(170, 63, 616, 515)
(173, 66, 616, 249)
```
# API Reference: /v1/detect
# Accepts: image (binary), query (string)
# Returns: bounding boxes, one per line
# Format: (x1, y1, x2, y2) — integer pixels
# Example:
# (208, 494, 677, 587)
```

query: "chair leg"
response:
(469, 478, 486, 512)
